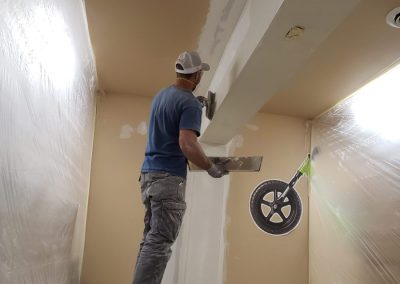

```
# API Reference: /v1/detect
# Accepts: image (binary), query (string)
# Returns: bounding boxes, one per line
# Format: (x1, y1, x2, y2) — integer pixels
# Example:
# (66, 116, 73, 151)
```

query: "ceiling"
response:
(85, 0, 400, 139)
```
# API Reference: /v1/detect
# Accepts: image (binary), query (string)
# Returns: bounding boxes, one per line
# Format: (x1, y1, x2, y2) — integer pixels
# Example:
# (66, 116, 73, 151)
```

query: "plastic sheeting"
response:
(310, 64, 400, 283)
(0, 0, 96, 283)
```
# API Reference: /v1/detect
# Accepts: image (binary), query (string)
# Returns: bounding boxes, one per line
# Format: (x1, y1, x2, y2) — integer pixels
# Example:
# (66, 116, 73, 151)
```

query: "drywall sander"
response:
(250, 147, 320, 235)
(197, 91, 216, 120)
(190, 148, 320, 236)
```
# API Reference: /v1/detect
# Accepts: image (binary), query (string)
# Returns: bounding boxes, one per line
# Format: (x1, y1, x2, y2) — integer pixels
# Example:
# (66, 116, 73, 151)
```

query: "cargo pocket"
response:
(158, 200, 186, 242)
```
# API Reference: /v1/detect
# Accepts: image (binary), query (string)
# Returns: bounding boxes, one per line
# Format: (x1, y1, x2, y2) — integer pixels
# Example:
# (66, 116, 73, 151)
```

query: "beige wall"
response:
(81, 94, 151, 284)
(81, 94, 310, 284)
(225, 113, 310, 284)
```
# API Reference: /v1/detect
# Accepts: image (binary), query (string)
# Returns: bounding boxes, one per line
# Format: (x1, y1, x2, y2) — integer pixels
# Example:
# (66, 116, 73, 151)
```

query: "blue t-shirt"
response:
(141, 85, 202, 178)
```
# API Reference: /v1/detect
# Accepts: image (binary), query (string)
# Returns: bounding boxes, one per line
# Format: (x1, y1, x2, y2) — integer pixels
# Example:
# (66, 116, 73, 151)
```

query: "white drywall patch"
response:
(137, 121, 148, 135)
(245, 123, 259, 131)
(173, 144, 231, 284)
(195, 0, 248, 113)
(232, 134, 244, 148)
(120, 124, 135, 139)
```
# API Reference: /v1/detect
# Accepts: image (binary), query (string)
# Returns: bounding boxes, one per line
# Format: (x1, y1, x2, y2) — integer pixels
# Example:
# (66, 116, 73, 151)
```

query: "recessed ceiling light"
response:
(386, 7, 400, 28)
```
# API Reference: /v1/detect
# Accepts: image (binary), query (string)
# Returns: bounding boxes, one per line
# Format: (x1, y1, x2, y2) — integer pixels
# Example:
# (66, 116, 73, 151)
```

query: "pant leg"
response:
(133, 173, 186, 284)
(135, 174, 152, 267)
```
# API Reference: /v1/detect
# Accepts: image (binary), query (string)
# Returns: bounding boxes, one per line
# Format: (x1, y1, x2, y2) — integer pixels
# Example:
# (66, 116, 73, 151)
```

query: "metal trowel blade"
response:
(188, 156, 263, 172)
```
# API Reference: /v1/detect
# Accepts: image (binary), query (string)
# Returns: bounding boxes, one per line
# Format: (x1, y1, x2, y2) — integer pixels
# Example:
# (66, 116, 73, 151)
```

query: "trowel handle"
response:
(197, 96, 207, 108)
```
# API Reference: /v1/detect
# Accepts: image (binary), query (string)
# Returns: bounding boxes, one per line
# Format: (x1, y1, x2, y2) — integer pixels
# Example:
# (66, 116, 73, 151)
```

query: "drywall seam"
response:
(199, 0, 284, 136)
(195, 0, 248, 102)
(219, 144, 235, 284)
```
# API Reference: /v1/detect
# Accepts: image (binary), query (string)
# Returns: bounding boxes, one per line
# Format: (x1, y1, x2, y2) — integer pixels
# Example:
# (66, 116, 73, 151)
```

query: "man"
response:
(133, 51, 227, 284)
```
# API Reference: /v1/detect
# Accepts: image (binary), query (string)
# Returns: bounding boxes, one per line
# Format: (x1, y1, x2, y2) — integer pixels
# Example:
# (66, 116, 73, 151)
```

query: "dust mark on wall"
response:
(245, 124, 259, 131)
(227, 134, 244, 155)
(120, 124, 135, 139)
(119, 121, 147, 139)
(232, 134, 244, 148)
(137, 121, 148, 135)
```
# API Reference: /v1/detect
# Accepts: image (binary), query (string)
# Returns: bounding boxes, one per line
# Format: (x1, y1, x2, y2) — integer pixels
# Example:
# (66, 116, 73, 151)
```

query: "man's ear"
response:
(194, 72, 201, 83)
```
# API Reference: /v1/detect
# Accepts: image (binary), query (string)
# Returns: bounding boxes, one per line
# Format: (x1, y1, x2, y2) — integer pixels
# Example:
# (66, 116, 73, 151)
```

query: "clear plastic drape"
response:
(0, 0, 96, 283)
(310, 64, 400, 283)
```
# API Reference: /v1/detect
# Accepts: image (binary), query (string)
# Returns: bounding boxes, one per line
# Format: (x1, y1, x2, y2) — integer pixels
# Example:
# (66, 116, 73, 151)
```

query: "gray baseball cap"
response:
(175, 51, 210, 74)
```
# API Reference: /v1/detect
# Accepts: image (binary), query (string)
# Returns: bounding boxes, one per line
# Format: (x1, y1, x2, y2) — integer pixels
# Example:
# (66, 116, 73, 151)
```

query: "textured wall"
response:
(0, 0, 96, 283)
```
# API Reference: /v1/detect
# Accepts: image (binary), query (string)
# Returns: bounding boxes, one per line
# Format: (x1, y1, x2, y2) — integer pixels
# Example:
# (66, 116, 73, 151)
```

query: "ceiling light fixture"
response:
(386, 7, 400, 28)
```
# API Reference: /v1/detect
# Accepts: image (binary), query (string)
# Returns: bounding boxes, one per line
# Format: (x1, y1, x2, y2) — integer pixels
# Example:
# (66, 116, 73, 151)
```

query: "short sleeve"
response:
(179, 106, 202, 137)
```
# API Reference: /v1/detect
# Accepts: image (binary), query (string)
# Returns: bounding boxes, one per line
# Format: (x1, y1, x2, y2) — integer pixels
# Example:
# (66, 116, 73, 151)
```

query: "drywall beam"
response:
(201, 0, 360, 145)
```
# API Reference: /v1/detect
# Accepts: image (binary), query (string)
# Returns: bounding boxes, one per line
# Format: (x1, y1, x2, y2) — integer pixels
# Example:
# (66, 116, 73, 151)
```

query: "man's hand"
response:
(207, 163, 228, 178)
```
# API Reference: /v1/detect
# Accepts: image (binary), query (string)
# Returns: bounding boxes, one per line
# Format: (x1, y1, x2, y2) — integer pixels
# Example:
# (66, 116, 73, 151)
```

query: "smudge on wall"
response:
(119, 121, 148, 139)
(120, 124, 135, 139)
(137, 121, 148, 136)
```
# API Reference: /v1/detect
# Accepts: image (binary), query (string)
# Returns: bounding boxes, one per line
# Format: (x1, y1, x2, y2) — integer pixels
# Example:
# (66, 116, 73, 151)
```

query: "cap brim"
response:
(201, 63, 210, 71)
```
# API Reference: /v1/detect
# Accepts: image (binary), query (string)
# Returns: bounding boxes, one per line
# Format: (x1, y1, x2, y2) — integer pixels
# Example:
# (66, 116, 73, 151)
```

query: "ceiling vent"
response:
(386, 7, 400, 28)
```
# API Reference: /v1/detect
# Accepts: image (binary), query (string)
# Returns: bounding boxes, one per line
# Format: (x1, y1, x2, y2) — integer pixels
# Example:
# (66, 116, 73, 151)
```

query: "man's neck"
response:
(175, 78, 195, 92)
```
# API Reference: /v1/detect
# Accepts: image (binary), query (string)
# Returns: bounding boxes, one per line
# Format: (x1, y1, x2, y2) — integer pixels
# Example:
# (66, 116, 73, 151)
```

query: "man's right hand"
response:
(207, 163, 228, 178)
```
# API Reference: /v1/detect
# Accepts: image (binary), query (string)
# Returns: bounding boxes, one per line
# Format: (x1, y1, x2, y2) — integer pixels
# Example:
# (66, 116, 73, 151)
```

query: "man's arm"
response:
(179, 129, 212, 170)
(179, 129, 228, 178)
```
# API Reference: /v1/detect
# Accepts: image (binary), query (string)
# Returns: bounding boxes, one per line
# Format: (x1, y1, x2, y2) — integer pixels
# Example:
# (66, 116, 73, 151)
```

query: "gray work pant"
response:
(132, 172, 187, 284)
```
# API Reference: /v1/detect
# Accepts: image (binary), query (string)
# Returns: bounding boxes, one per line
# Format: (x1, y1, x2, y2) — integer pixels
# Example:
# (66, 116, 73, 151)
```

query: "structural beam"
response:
(201, 0, 360, 144)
